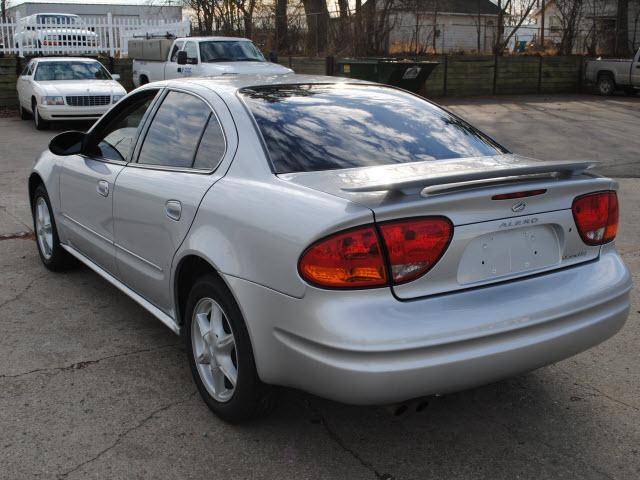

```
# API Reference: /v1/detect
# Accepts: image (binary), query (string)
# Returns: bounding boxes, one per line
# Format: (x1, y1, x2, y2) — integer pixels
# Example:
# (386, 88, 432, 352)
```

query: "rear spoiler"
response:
(341, 160, 597, 193)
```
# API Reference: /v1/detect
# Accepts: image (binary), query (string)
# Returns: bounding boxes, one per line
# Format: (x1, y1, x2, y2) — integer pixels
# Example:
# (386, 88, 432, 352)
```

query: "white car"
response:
(16, 57, 126, 130)
(13, 13, 97, 53)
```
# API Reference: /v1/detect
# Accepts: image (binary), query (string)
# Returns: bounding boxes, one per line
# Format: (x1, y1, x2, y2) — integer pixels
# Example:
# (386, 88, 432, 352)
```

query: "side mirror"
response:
(49, 131, 85, 156)
(111, 73, 120, 81)
(177, 51, 187, 65)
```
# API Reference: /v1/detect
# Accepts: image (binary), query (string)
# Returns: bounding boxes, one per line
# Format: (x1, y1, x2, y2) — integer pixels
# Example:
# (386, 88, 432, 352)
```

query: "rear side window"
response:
(241, 84, 505, 173)
(137, 91, 223, 170)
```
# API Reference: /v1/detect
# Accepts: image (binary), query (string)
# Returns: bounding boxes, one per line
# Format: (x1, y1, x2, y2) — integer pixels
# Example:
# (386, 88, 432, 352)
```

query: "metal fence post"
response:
(107, 12, 115, 58)
(443, 54, 448, 97)
(493, 54, 498, 95)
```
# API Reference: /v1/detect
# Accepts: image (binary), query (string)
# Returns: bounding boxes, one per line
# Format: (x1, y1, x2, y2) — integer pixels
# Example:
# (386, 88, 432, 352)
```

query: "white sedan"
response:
(16, 57, 126, 130)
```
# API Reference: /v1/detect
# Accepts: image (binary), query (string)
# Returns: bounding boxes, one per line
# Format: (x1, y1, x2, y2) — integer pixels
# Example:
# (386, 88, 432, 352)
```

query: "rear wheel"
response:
(597, 73, 615, 96)
(184, 274, 276, 423)
(32, 185, 74, 271)
(19, 103, 31, 120)
(139, 75, 149, 86)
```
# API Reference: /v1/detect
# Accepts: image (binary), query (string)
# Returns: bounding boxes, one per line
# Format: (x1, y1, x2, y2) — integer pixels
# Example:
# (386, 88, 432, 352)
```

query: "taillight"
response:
(298, 217, 453, 289)
(298, 226, 387, 288)
(379, 217, 453, 284)
(572, 191, 619, 246)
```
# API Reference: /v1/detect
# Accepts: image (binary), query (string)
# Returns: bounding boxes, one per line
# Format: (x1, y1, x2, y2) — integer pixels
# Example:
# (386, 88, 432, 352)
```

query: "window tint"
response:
(137, 91, 211, 168)
(241, 84, 505, 173)
(193, 115, 226, 170)
(184, 41, 198, 61)
(91, 90, 157, 162)
(170, 41, 184, 62)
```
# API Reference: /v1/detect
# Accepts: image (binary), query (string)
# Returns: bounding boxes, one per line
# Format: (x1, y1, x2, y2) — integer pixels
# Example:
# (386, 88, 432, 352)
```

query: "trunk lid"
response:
(280, 154, 612, 299)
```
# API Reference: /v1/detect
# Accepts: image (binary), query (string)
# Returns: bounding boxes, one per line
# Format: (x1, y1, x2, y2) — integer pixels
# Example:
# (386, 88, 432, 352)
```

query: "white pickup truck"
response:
(585, 48, 640, 95)
(131, 36, 292, 87)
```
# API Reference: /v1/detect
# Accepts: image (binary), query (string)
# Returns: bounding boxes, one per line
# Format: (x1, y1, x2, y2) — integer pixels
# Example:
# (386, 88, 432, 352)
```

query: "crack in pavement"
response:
(56, 390, 198, 479)
(0, 231, 34, 240)
(554, 365, 640, 413)
(0, 272, 47, 311)
(0, 343, 181, 379)
(303, 399, 394, 480)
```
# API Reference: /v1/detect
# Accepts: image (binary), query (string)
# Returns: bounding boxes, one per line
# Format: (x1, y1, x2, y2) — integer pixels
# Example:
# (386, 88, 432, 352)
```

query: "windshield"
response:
(199, 41, 265, 63)
(34, 61, 112, 81)
(241, 84, 506, 173)
(36, 15, 80, 25)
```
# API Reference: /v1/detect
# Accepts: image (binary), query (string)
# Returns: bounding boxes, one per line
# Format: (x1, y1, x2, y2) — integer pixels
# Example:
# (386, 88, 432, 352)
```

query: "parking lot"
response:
(1, 94, 639, 479)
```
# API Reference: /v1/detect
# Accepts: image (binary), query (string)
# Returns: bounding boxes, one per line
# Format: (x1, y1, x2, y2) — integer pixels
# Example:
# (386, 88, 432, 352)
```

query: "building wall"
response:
(6, 3, 182, 21)
(387, 12, 498, 54)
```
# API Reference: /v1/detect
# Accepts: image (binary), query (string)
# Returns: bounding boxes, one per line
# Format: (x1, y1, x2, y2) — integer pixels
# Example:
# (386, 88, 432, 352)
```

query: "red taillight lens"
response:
(572, 191, 619, 246)
(379, 217, 453, 284)
(298, 226, 387, 288)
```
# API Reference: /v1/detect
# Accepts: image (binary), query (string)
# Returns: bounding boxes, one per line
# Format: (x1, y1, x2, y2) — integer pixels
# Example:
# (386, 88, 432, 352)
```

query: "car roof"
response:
(178, 36, 253, 42)
(34, 57, 102, 63)
(155, 74, 374, 95)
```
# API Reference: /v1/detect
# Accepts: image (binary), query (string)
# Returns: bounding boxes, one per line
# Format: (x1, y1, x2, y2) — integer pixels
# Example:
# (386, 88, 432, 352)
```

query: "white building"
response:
(373, 0, 501, 54)
(6, 0, 183, 22)
(532, 0, 640, 55)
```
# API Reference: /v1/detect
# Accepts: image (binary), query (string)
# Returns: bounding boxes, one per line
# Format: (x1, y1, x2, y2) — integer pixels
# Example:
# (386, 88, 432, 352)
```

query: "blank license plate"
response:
(457, 225, 561, 285)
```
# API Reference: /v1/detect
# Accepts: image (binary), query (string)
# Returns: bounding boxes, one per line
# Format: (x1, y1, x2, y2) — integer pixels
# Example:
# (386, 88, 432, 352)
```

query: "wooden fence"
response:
(0, 54, 587, 107)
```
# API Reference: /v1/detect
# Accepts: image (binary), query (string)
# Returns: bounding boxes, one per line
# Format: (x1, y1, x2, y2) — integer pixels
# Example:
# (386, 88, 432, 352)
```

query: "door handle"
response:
(165, 200, 182, 221)
(97, 180, 109, 197)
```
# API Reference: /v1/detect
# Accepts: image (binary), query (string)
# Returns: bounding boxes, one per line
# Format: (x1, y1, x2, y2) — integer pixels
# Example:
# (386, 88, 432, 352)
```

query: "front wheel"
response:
(184, 274, 277, 423)
(32, 100, 49, 130)
(19, 104, 31, 120)
(32, 185, 75, 271)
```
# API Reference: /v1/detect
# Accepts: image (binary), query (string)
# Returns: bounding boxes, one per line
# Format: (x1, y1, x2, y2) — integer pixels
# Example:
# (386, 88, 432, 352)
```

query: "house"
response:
(532, 0, 640, 55)
(370, 0, 501, 54)
(6, 0, 183, 22)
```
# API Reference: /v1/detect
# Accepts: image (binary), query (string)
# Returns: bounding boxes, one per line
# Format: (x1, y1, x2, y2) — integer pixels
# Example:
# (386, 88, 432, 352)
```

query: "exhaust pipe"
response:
(384, 398, 430, 416)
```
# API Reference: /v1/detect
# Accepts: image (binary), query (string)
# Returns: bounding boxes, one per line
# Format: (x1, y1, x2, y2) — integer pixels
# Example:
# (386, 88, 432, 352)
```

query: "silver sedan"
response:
(28, 75, 632, 423)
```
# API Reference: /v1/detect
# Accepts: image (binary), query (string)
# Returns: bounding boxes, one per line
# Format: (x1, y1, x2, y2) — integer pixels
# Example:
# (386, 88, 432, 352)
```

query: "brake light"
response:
(572, 191, 618, 245)
(492, 189, 547, 200)
(298, 226, 387, 288)
(379, 217, 453, 284)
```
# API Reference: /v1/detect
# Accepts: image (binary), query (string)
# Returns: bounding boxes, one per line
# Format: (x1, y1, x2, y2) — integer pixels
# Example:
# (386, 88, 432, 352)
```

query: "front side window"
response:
(137, 91, 212, 169)
(34, 61, 111, 81)
(184, 42, 198, 62)
(89, 90, 158, 162)
(170, 41, 184, 62)
(199, 41, 265, 63)
(241, 84, 505, 173)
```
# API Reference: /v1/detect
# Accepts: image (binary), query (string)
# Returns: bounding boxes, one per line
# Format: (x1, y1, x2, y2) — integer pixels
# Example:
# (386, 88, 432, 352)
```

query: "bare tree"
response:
(274, 0, 288, 52)
(301, 0, 329, 54)
(555, 0, 583, 55)
(494, 0, 538, 54)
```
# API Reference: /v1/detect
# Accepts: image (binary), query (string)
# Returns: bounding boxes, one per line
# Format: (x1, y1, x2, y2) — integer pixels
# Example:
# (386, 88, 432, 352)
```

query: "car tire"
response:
(32, 99, 49, 130)
(184, 274, 277, 423)
(597, 74, 615, 96)
(19, 104, 31, 120)
(31, 185, 75, 271)
(139, 75, 149, 86)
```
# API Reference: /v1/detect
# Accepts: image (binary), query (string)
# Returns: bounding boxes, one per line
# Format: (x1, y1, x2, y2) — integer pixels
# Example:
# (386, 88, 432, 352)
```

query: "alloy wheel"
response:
(35, 196, 53, 260)
(191, 297, 238, 403)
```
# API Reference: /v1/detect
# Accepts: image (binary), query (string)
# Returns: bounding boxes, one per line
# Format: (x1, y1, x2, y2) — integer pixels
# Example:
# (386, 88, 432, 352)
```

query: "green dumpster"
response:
(335, 58, 439, 93)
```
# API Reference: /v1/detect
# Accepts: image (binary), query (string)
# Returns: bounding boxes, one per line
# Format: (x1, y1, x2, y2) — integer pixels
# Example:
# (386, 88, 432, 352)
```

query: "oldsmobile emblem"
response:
(511, 201, 526, 213)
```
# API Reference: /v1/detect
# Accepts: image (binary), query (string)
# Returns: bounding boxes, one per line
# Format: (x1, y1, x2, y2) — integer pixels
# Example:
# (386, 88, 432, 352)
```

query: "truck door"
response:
(164, 40, 184, 80)
(632, 49, 640, 87)
(178, 41, 200, 78)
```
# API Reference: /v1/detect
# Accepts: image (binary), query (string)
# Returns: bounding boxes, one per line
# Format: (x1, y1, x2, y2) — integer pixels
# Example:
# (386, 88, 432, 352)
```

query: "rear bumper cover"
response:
(225, 248, 632, 405)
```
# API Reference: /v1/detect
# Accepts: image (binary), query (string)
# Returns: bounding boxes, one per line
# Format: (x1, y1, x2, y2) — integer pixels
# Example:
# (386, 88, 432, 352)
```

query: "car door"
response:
(58, 88, 160, 275)
(16, 62, 33, 109)
(113, 87, 230, 314)
(163, 40, 184, 80)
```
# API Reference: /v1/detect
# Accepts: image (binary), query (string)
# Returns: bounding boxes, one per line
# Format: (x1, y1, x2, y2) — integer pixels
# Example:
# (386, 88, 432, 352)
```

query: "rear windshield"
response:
(241, 84, 505, 173)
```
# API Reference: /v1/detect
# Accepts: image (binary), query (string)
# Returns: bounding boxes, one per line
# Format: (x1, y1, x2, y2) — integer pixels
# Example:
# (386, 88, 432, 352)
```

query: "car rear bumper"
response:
(225, 247, 632, 405)
(38, 105, 109, 121)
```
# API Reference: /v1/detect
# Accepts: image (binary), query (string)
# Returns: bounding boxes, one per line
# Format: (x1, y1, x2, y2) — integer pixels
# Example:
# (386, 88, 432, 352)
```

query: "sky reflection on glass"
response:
(242, 85, 504, 174)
